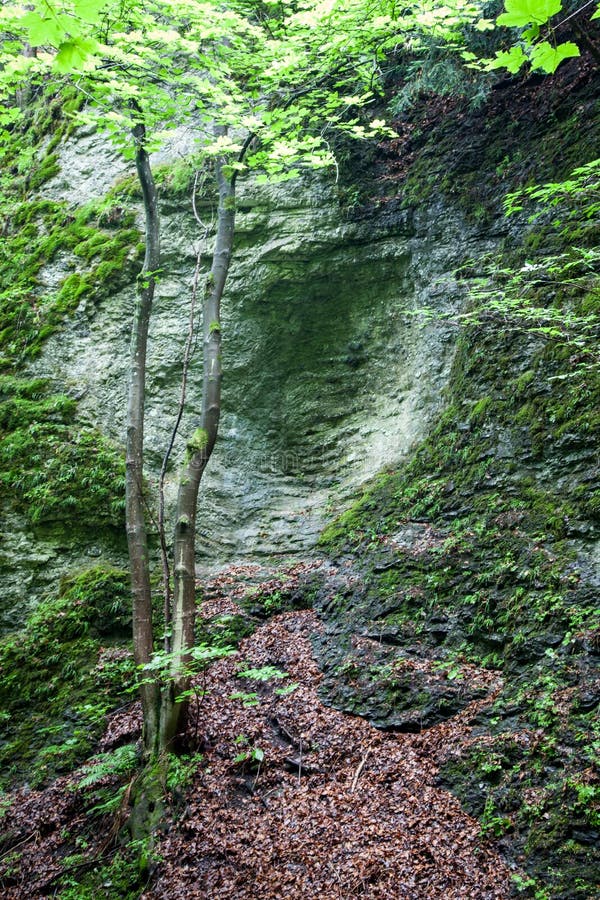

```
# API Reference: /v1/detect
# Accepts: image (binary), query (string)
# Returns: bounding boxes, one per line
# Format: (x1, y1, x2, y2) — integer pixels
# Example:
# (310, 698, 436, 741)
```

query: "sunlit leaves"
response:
(483, 0, 587, 73)
(18, 10, 73, 46)
(488, 45, 528, 72)
(529, 40, 579, 72)
(0, 0, 492, 182)
(505, 158, 600, 215)
(53, 37, 99, 72)
(75, 0, 113, 23)
(203, 133, 245, 157)
(496, 0, 561, 28)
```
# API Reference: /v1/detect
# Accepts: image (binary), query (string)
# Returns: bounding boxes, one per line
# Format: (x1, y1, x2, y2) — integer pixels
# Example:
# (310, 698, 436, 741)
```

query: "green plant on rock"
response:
(233, 735, 265, 767)
(58, 844, 148, 900)
(318, 98, 600, 895)
(165, 752, 204, 794)
(480, 796, 512, 837)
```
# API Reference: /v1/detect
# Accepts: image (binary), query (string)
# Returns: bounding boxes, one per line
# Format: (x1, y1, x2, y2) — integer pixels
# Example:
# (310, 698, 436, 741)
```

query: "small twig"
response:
(191, 169, 213, 231)
(0, 829, 39, 862)
(350, 748, 371, 793)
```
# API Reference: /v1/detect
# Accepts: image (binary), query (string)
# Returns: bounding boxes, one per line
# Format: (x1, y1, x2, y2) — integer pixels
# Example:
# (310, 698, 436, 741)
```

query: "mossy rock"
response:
(317, 121, 600, 894)
(0, 565, 134, 788)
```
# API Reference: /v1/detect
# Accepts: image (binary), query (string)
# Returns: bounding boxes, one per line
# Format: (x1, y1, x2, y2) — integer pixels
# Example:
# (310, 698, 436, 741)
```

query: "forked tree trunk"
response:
(126, 124, 239, 839)
(125, 122, 161, 757)
(160, 140, 236, 749)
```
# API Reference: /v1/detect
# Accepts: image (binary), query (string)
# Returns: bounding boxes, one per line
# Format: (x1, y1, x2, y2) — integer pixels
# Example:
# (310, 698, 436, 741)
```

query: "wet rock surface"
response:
(2, 142, 487, 619)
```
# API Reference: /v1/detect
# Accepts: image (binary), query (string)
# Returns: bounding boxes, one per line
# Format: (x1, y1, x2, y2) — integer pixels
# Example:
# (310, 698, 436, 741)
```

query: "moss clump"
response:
(0, 376, 125, 527)
(57, 848, 144, 900)
(0, 197, 142, 366)
(187, 427, 209, 453)
(153, 157, 202, 199)
(0, 565, 135, 788)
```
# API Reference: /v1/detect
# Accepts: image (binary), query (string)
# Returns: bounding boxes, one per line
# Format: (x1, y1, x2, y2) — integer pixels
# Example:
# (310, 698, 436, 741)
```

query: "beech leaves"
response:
(486, 0, 587, 74)
(496, 0, 561, 28)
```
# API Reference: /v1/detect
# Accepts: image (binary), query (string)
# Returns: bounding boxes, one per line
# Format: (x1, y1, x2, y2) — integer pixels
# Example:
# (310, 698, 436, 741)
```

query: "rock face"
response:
(3, 57, 599, 899)
(0, 133, 497, 625)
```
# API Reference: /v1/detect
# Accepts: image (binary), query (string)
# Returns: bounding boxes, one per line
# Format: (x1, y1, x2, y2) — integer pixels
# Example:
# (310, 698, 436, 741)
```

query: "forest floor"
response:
(1, 563, 520, 899)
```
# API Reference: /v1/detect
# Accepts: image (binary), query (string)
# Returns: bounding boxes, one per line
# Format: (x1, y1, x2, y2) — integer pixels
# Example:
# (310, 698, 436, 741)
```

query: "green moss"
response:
(0, 376, 125, 527)
(0, 566, 135, 788)
(196, 613, 255, 648)
(320, 147, 600, 895)
(469, 395, 492, 423)
(153, 158, 196, 197)
(58, 848, 144, 900)
(187, 427, 209, 453)
(0, 92, 144, 530)
(0, 88, 142, 370)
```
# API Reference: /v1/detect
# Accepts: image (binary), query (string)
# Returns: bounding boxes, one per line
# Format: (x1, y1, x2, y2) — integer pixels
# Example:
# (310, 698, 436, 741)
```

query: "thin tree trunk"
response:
(125, 121, 161, 756)
(157, 242, 205, 655)
(160, 134, 236, 749)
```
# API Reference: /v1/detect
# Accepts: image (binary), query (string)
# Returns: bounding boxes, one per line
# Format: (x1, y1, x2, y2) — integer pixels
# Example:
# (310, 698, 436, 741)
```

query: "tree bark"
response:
(125, 121, 161, 756)
(160, 134, 236, 749)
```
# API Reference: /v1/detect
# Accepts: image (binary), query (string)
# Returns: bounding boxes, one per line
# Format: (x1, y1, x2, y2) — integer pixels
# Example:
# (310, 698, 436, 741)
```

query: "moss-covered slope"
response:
(0, 89, 143, 535)
(315, 59, 600, 899)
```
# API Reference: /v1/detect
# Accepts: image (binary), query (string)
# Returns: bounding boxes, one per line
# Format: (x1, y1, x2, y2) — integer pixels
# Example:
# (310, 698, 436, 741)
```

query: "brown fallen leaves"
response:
(144, 606, 514, 899)
(1, 573, 517, 900)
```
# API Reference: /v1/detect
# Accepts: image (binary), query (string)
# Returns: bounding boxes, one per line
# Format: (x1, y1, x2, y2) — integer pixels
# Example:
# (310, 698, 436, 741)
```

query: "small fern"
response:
(237, 664, 289, 681)
(76, 743, 138, 789)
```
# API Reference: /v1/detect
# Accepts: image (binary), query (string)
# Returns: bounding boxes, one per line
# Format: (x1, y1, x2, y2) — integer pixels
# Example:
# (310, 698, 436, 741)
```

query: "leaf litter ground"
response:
(1, 563, 516, 898)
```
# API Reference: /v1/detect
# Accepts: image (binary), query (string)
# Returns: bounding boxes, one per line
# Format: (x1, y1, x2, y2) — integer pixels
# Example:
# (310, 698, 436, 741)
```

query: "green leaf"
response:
(237, 665, 288, 681)
(488, 45, 528, 73)
(274, 682, 299, 696)
(20, 10, 74, 46)
(53, 37, 99, 73)
(474, 18, 495, 31)
(496, 0, 561, 28)
(529, 40, 580, 73)
(522, 23, 540, 41)
(74, 0, 112, 25)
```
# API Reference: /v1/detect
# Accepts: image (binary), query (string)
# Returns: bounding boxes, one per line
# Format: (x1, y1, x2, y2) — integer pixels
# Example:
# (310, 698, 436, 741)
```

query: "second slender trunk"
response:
(160, 141, 236, 749)
(125, 122, 161, 756)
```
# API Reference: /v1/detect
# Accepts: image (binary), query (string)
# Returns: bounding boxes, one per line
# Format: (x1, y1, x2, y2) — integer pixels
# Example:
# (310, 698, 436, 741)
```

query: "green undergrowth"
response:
(58, 847, 145, 900)
(0, 87, 142, 368)
(197, 610, 255, 647)
(0, 88, 143, 528)
(0, 195, 140, 366)
(0, 565, 135, 789)
(319, 221, 600, 895)
(238, 581, 318, 619)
